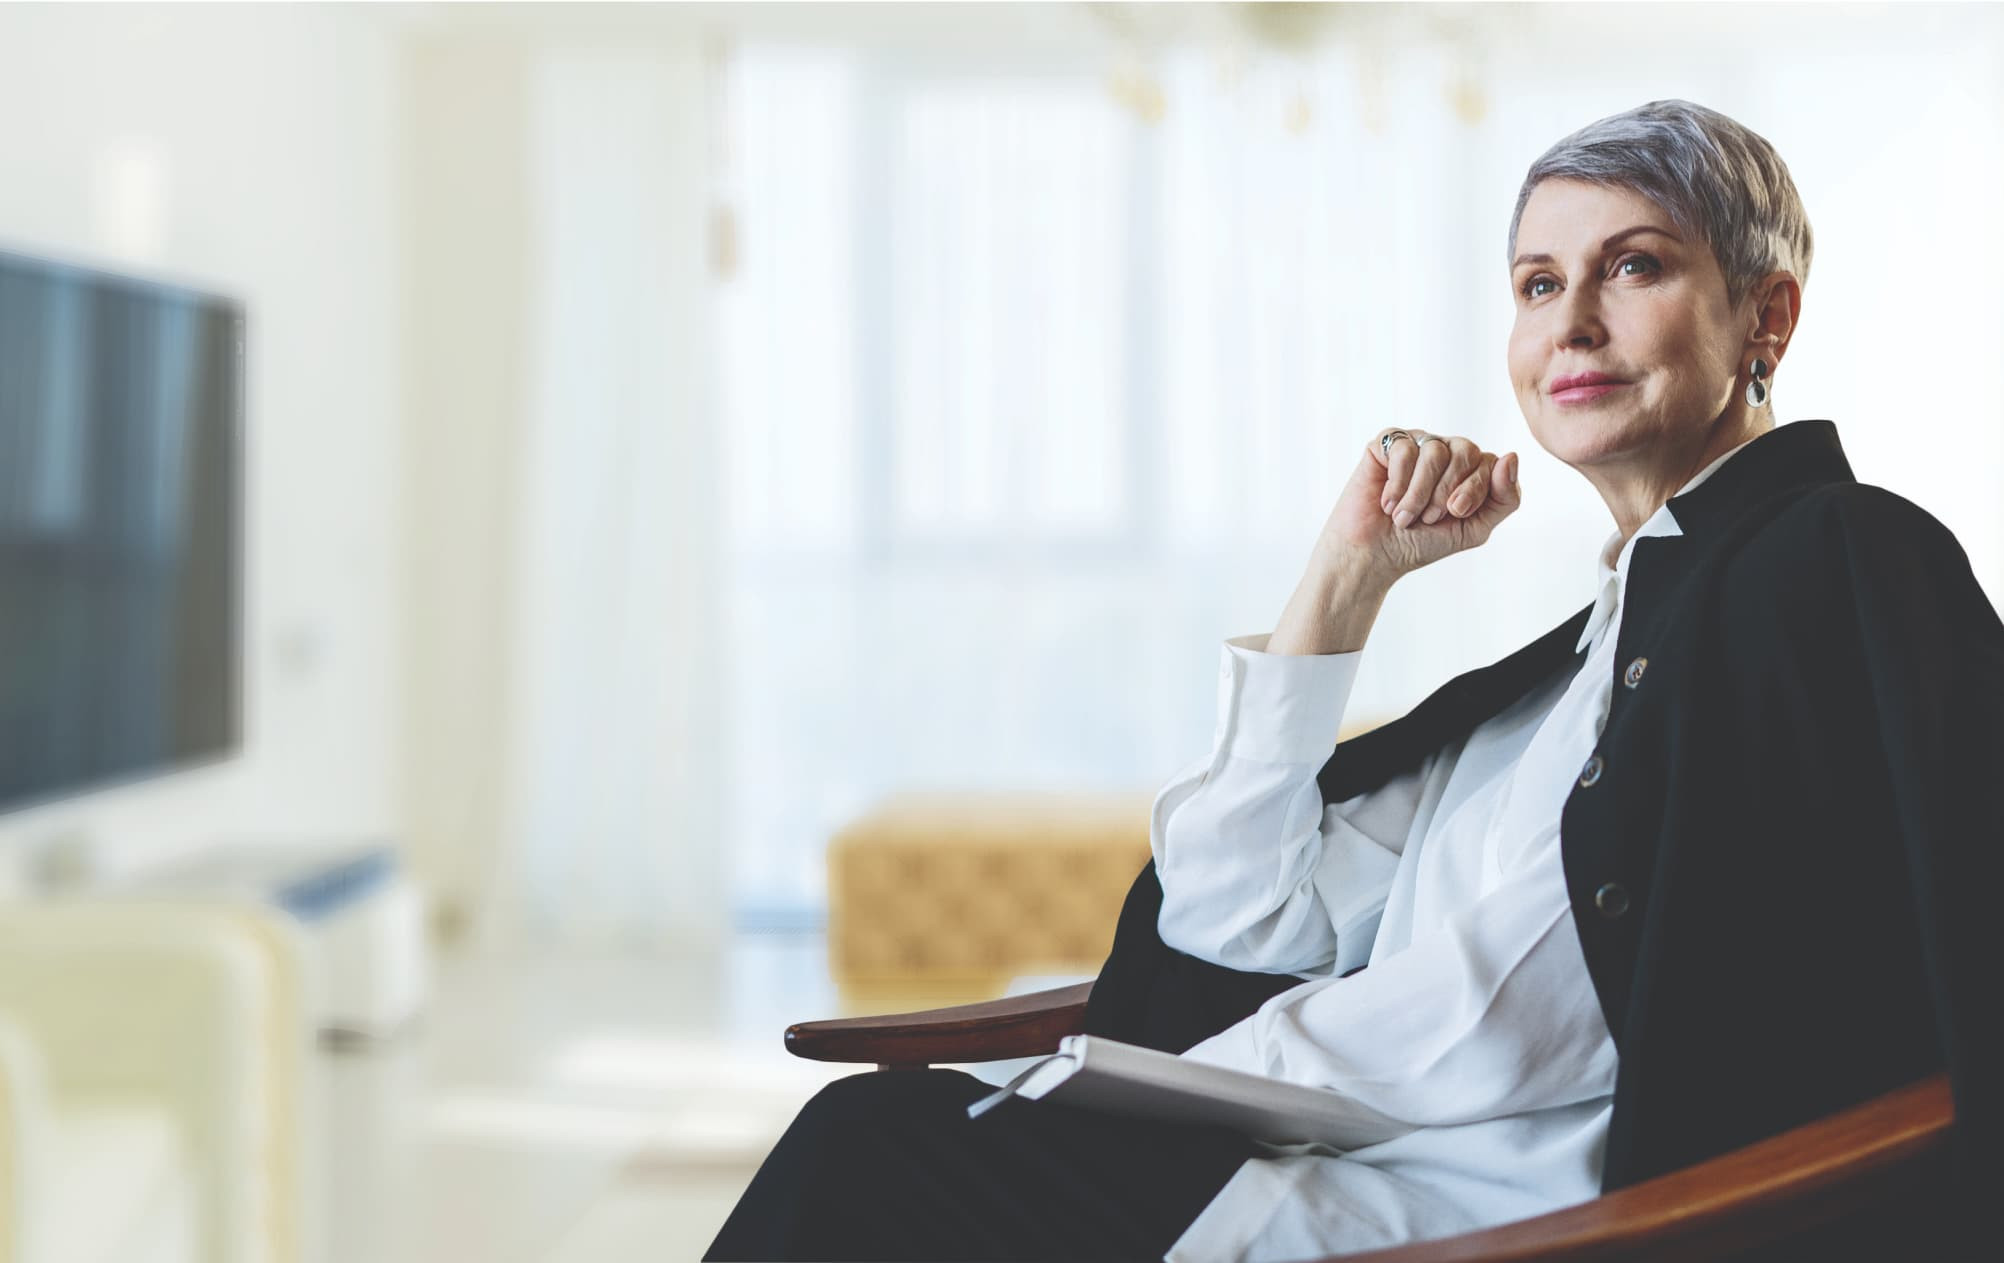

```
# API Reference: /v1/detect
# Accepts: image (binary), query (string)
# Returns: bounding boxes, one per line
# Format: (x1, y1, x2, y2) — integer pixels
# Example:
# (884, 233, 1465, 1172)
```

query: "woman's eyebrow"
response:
(1512, 225, 1682, 270)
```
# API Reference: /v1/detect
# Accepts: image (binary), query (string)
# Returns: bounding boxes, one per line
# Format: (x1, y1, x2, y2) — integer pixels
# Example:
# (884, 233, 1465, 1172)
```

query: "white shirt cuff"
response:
(1216, 633, 1363, 765)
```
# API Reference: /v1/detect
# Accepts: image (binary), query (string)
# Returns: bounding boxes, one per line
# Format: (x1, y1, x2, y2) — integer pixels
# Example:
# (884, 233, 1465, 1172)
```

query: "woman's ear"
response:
(1746, 272, 1800, 369)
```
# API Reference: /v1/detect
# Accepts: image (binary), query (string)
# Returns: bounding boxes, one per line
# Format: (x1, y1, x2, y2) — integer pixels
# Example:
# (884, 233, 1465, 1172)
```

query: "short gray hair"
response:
(1507, 99, 1813, 312)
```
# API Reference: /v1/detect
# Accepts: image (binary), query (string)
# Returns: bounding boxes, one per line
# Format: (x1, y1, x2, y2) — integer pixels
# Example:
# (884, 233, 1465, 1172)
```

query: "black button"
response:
(1595, 882, 1630, 918)
(1578, 754, 1603, 787)
(1624, 656, 1648, 688)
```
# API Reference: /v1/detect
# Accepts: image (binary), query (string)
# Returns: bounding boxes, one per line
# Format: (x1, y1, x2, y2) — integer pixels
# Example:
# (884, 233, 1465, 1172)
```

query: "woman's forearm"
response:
(1267, 549, 1395, 656)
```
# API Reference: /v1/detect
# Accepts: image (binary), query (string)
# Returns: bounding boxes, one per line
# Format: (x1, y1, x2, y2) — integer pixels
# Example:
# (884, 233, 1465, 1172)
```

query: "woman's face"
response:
(1506, 178, 1749, 477)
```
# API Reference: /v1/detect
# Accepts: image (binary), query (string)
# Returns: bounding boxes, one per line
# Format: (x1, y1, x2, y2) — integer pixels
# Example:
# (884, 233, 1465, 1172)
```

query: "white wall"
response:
(0, 3, 405, 880)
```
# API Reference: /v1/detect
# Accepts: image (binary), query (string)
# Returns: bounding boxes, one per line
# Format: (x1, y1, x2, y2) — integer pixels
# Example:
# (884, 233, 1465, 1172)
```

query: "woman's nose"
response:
(1555, 290, 1607, 350)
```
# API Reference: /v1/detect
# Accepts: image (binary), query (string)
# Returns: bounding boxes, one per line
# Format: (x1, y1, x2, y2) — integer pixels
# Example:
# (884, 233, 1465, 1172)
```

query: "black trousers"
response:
(703, 859, 1303, 1261)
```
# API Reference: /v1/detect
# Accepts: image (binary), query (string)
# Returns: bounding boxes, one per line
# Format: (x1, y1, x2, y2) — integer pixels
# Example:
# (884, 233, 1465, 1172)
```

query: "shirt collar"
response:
(1575, 433, 1763, 656)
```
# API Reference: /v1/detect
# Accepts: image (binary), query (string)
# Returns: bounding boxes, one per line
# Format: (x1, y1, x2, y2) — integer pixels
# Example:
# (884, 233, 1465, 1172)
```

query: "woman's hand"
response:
(1315, 430, 1523, 581)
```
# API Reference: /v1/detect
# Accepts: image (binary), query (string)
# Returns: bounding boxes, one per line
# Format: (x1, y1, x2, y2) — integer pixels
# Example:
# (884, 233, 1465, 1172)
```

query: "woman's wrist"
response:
(1310, 539, 1400, 597)
(1268, 551, 1395, 656)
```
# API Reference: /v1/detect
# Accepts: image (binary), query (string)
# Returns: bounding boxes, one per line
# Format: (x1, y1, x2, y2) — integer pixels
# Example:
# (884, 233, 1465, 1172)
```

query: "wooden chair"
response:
(786, 981, 1957, 1262)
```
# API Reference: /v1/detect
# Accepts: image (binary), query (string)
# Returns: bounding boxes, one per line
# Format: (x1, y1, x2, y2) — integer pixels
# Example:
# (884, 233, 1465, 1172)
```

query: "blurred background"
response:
(0, 2, 1999, 1260)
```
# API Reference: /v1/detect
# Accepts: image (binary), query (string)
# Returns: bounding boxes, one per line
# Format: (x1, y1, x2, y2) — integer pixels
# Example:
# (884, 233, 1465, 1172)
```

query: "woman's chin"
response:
(1532, 415, 1654, 470)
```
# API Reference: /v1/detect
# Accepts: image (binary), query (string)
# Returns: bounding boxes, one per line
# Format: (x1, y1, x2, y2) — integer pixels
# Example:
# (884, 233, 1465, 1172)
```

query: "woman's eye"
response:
(1519, 254, 1658, 299)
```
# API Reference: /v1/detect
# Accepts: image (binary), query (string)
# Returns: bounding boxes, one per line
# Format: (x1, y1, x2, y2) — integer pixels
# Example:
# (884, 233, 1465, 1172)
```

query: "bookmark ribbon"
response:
(965, 1059, 1051, 1119)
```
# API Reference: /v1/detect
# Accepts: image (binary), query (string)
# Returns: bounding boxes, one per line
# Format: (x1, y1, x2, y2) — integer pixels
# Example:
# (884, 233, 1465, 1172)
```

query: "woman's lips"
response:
(1551, 381, 1630, 404)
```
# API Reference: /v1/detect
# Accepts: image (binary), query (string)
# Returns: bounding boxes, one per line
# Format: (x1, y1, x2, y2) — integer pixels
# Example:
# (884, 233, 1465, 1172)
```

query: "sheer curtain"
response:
(715, 40, 1517, 926)
(716, 25, 2004, 926)
(493, 47, 725, 949)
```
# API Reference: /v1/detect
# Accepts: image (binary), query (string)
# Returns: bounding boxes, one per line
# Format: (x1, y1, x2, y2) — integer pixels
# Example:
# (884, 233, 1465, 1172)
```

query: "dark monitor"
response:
(0, 247, 244, 813)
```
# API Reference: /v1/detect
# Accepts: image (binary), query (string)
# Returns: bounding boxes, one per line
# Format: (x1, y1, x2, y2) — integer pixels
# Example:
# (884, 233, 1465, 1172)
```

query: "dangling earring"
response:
(1744, 357, 1770, 408)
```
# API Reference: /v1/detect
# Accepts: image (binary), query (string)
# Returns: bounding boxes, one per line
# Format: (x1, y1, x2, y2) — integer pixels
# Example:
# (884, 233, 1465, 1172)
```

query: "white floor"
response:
(320, 934, 1077, 1263)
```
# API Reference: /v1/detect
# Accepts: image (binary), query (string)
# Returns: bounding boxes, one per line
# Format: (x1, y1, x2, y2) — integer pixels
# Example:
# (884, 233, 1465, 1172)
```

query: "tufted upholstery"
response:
(826, 791, 1155, 1008)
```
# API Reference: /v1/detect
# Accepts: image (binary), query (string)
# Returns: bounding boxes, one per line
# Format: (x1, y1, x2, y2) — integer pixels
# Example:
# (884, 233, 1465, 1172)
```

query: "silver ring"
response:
(1414, 433, 1447, 453)
(1379, 429, 1415, 459)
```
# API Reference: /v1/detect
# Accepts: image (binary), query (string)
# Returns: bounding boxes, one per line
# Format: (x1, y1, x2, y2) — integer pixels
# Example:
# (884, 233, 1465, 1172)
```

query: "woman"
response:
(705, 99, 2001, 1263)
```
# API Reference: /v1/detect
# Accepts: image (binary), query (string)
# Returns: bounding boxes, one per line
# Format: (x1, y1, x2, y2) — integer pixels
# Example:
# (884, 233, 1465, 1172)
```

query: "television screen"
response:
(0, 248, 243, 813)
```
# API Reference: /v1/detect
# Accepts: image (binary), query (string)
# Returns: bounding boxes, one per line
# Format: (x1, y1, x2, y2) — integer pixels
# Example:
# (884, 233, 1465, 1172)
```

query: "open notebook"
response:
(965, 1034, 1420, 1151)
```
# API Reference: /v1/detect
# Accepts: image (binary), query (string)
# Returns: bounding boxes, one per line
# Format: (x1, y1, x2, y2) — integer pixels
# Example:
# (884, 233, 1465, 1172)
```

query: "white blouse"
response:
(1159, 439, 1758, 1262)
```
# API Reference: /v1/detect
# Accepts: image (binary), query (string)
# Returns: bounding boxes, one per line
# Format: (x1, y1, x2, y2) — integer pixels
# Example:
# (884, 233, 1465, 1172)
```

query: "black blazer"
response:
(1312, 419, 2001, 1258)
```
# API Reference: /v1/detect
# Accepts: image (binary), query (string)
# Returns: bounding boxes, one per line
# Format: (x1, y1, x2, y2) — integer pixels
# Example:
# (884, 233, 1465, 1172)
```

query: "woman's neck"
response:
(1602, 416, 1773, 548)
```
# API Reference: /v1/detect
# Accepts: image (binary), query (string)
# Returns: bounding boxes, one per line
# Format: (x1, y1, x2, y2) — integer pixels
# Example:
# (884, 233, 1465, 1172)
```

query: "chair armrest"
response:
(785, 981, 1093, 1069)
(1323, 1071, 1953, 1263)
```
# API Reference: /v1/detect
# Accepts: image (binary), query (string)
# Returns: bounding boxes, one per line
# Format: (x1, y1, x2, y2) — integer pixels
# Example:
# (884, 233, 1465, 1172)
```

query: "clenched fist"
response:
(1315, 429, 1523, 582)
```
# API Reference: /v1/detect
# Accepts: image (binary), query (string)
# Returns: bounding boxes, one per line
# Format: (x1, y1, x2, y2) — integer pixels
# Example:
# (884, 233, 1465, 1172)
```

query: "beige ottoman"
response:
(826, 791, 1155, 1013)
